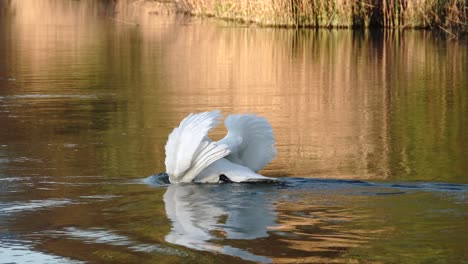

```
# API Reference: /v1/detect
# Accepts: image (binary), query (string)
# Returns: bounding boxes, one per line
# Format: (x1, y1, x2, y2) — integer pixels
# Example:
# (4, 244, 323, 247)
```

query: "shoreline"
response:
(140, 0, 466, 36)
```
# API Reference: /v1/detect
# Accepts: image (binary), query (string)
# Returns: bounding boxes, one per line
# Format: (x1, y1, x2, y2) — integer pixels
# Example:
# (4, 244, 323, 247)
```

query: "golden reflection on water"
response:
(3, 0, 467, 181)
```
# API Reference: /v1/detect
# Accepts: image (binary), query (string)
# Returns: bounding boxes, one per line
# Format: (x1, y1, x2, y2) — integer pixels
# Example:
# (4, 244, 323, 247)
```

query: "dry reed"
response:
(172, 0, 467, 31)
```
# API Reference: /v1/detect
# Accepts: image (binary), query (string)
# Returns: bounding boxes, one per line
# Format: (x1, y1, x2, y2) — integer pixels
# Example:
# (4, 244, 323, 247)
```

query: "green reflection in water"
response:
(345, 191, 468, 263)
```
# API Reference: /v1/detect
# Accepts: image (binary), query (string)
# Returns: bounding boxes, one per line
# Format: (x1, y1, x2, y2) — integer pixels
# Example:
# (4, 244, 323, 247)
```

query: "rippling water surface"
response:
(1, 1, 467, 263)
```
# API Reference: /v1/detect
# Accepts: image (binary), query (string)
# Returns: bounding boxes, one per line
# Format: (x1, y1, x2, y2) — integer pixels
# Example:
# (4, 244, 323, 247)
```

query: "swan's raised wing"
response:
(217, 114, 277, 172)
(165, 110, 230, 183)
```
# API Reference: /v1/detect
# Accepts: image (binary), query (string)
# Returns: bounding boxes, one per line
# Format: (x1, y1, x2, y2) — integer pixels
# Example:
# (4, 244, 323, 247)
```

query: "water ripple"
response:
(46, 227, 184, 256)
(0, 199, 73, 214)
(0, 237, 82, 264)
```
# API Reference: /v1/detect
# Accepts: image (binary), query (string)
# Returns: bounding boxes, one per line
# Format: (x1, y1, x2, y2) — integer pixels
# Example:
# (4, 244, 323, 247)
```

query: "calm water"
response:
(1, 1, 467, 263)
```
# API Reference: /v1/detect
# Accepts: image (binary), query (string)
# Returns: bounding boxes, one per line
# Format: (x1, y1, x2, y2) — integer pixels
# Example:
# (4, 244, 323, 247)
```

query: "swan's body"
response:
(164, 110, 277, 183)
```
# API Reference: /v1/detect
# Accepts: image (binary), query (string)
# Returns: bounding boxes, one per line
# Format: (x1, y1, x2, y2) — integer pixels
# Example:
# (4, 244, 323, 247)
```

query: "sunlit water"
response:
(1, 1, 467, 263)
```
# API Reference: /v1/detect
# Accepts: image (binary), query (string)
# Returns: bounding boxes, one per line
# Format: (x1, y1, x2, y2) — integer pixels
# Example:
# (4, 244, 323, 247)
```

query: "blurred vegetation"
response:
(174, 0, 467, 32)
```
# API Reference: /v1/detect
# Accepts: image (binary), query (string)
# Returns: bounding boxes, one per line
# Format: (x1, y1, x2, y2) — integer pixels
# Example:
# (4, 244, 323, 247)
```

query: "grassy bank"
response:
(173, 0, 466, 31)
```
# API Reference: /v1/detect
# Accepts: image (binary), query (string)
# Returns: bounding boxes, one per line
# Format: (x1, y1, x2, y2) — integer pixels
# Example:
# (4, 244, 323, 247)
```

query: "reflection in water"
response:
(0, 173, 466, 263)
(1, 0, 466, 182)
(0, 0, 467, 263)
(160, 26, 467, 181)
(163, 183, 276, 262)
(160, 178, 468, 263)
(0, 2, 466, 184)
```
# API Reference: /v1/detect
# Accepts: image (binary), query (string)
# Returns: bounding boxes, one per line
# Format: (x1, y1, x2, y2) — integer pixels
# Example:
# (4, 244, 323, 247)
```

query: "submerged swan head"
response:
(161, 110, 277, 184)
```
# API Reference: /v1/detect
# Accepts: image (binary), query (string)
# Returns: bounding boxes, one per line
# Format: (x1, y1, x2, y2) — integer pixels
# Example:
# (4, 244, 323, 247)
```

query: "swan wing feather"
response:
(165, 110, 230, 183)
(218, 114, 277, 172)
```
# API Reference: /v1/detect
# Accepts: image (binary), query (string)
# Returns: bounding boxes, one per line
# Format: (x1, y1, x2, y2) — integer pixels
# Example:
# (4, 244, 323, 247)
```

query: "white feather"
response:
(218, 114, 277, 172)
(165, 110, 230, 183)
(164, 111, 277, 183)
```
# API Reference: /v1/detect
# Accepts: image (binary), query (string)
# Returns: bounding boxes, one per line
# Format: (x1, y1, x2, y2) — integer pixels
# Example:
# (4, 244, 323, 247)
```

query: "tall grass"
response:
(174, 0, 467, 30)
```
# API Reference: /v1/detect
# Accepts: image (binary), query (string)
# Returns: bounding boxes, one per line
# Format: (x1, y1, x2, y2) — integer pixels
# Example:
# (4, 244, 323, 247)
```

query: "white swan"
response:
(164, 110, 277, 183)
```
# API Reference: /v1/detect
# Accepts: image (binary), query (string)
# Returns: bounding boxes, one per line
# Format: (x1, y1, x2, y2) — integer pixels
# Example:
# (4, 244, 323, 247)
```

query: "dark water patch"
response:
(373, 191, 407, 196)
(144, 174, 468, 197)
(385, 182, 468, 194)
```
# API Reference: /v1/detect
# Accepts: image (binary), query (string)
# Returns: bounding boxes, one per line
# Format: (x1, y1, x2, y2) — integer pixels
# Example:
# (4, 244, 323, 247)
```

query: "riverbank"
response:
(145, 0, 466, 33)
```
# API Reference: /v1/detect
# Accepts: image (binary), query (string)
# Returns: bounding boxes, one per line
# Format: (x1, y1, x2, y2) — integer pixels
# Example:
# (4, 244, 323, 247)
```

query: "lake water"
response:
(0, 1, 467, 263)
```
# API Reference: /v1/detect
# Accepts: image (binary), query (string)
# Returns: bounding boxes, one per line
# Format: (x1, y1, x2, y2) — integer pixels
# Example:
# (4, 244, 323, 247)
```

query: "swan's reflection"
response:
(163, 183, 277, 262)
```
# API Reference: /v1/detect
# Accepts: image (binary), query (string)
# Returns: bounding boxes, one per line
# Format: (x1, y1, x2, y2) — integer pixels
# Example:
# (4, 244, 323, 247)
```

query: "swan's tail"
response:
(165, 110, 230, 183)
(218, 114, 277, 172)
